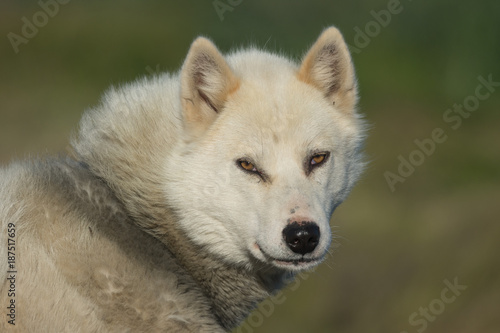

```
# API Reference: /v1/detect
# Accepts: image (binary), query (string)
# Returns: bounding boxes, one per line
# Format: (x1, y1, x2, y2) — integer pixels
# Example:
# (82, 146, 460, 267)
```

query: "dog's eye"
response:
(237, 159, 268, 182)
(310, 153, 328, 166)
(238, 160, 257, 172)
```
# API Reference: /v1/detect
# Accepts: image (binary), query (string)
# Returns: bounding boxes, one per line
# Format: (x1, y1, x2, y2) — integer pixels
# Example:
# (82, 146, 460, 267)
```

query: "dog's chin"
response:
(270, 257, 323, 272)
(251, 243, 325, 272)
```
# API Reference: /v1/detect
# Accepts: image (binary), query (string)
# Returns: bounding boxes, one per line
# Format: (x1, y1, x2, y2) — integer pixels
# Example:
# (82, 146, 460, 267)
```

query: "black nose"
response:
(283, 222, 320, 255)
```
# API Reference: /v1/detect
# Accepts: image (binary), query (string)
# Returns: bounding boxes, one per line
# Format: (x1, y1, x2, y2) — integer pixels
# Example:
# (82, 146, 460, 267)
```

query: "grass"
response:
(1, 1, 499, 332)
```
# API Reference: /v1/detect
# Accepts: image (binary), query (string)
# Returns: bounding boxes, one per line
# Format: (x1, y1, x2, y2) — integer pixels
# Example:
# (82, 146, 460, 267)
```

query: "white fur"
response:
(0, 27, 365, 331)
(165, 28, 365, 271)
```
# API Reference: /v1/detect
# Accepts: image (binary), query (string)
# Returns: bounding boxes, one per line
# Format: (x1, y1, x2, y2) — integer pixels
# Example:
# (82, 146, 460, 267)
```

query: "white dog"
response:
(0, 26, 365, 332)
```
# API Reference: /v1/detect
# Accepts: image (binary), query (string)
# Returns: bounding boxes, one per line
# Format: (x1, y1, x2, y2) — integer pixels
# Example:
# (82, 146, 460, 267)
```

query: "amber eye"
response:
(311, 153, 327, 166)
(239, 160, 257, 172)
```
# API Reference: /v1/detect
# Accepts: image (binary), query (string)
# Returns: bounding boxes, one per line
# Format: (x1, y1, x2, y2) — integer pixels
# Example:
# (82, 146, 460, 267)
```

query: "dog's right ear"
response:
(180, 37, 239, 134)
(298, 27, 358, 114)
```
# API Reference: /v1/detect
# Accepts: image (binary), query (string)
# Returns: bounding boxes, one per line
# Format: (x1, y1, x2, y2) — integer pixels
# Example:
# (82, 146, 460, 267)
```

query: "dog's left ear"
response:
(298, 27, 358, 113)
(180, 37, 239, 133)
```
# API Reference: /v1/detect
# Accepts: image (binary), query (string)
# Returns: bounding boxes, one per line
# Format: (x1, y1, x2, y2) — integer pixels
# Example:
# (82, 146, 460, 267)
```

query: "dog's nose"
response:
(282, 222, 320, 255)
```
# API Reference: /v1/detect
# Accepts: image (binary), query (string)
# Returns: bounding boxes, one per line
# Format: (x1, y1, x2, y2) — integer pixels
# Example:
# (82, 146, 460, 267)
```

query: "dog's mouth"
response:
(254, 243, 324, 271)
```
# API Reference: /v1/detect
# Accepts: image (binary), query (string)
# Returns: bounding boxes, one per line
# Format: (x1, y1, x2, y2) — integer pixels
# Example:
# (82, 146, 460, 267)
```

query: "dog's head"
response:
(165, 27, 365, 272)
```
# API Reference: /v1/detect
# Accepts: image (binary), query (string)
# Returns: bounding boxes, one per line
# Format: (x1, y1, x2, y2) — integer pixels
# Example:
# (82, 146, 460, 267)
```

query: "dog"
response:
(0, 26, 365, 332)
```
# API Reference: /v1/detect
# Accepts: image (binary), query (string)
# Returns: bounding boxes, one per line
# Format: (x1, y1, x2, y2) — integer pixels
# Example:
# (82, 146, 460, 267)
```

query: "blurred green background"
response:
(1, 1, 499, 332)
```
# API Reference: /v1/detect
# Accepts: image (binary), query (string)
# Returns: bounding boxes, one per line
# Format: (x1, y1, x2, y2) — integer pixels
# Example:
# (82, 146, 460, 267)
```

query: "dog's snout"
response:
(282, 222, 320, 255)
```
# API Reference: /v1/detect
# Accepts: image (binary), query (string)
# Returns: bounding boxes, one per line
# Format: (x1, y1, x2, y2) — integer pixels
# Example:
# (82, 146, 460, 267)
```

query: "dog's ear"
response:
(298, 27, 358, 113)
(180, 37, 239, 133)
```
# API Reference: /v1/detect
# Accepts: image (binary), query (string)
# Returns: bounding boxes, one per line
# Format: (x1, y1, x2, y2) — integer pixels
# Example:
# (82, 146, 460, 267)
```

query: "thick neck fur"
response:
(117, 184, 280, 330)
(72, 77, 288, 330)
(118, 183, 284, 329)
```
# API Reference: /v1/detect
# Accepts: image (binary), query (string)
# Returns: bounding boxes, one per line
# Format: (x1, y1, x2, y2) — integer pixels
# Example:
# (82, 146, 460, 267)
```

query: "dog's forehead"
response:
(225, 78, 335, 136)
(214, 93, 337, 164)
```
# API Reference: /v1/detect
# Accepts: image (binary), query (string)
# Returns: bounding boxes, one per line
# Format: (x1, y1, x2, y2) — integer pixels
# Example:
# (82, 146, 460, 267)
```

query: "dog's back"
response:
(1, 26, 364, 332)
(0, 159, 223, 332)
